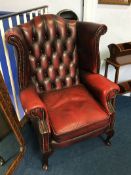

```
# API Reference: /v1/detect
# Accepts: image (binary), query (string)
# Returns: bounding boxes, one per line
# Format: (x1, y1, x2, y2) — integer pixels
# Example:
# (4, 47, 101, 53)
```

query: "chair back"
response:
(6, 14, 80, 92)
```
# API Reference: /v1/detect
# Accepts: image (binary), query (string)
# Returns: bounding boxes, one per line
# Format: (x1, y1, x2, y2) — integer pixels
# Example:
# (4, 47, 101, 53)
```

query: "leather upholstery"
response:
(5, 14, 120, 168)
(5, 15, 107, 91)
(6, 15, 79, 93)
(20, 86, 51, 132)
(41, 85, 109, 142)
(80, 72, 120, 115)
(77, 22, 107, 73)
(20, 86, 45, 114)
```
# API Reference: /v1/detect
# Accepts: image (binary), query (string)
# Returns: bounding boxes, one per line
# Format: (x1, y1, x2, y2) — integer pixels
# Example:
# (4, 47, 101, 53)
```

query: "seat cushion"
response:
(41, 85, 109, 142)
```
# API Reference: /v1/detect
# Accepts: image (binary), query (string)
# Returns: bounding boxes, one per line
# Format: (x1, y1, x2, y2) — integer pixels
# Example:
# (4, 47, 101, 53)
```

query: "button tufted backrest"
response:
(18, 14, 79, 92)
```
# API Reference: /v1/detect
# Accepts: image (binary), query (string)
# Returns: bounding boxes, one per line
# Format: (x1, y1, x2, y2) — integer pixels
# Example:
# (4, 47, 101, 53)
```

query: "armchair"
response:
(5, 14, 120, 170)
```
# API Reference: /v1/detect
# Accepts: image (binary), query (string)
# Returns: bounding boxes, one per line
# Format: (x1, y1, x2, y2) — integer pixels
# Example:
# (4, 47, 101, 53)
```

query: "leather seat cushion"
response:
(41, 85, 109, 142)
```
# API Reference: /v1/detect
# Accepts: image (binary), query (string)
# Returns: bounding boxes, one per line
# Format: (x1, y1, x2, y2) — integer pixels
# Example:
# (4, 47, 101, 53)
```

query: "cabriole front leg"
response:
(0, 156, 5, 166)
(105, 129, 115, 146)
(105, 91, 118, 146)
(42, 151, 51, 171)
(29, 108, 52, 171)
(41, 134, 52, 171)
(38, 116, 52, 171)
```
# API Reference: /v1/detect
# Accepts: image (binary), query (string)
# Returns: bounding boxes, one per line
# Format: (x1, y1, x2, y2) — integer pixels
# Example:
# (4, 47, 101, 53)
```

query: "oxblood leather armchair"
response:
(5, 14, 120, 170)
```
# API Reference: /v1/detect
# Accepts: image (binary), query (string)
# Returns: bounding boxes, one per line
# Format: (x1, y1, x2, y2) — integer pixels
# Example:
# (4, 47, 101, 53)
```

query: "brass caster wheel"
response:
(42, 164, 48, 171)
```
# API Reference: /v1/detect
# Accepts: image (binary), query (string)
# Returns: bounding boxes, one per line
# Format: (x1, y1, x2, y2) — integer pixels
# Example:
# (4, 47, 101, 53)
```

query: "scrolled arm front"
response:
(80, 72, 120, 115)
(20, 86, 51, 153)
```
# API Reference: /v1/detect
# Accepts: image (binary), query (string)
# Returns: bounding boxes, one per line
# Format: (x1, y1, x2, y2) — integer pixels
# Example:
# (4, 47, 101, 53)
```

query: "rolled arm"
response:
(80, 72, 120, 115)
(20, 86, 51, 133)
(20, 86, 51, 153)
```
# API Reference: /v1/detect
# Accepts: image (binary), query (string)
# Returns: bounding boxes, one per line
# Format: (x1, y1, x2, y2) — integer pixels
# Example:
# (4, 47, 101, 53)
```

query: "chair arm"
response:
(20, 86, 51, 133)
(80, 72, 120, 115)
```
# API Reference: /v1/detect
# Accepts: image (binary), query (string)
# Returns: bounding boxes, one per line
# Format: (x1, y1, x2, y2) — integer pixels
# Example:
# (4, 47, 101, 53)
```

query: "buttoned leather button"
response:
(21, 15, 79, 93)
(37, 62, 40, 66)
(48, 60, 51, 64)
(44, 72, 48, 77)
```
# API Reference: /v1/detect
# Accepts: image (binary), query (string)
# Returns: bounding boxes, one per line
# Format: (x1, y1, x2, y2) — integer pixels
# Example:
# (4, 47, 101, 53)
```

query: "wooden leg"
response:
(104, 61, 109, 78)
(42, 149, 54, 171)
(42, 151, 53, 171)
(105, 130, 114, 146)
(42, 153, 48, 171)
(115, 67, 119, 83)
(0, 156, 5, 166)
